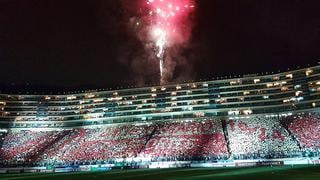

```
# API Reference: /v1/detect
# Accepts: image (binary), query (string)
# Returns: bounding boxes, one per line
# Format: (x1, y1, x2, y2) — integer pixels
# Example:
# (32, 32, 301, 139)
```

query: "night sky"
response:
(0, 0, 320, 93)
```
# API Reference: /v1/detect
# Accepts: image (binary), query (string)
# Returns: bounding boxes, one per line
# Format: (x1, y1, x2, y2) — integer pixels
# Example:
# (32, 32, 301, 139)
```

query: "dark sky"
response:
(0, 0, 320, 92)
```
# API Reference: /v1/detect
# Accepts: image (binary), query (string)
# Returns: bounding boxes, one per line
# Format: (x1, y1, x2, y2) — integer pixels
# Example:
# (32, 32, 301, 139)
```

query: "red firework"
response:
(146, 0, 195, 45)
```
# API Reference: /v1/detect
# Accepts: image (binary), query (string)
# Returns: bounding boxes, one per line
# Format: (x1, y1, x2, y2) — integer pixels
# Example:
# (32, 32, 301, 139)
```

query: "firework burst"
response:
(145, 0, 195, 83)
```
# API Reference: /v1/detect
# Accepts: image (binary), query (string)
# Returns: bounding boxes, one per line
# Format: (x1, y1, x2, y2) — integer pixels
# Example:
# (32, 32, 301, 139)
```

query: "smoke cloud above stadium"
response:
(0, 0, 319, 91)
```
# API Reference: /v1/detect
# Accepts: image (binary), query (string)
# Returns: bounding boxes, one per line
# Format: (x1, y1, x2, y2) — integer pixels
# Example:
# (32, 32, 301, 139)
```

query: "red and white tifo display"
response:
(0, 114, 319, 166)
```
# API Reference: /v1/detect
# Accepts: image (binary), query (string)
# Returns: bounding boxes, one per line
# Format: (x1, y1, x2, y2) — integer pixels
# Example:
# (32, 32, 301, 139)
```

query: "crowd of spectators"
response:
(227, 116, 301, 159)
(283, 113, 320, 156)
(0, 114, 320, 166)
(140, 120, 228, 161)
(0, 131, 63, 166)
(37, 124, 154, 165)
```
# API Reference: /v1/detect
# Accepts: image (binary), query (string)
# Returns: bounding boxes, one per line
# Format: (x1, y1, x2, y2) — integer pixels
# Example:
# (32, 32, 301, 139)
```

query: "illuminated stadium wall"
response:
(0, 65, 320, 129)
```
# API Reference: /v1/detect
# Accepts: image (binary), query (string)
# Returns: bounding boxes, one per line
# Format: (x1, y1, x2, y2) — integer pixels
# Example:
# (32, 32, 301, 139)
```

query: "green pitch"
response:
(1, 165, 320, 180)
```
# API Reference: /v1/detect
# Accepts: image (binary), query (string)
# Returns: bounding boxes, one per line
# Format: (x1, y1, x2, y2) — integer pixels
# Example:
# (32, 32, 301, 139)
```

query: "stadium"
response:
(1, 0, 320, 178)
(0, 64, 320, 179)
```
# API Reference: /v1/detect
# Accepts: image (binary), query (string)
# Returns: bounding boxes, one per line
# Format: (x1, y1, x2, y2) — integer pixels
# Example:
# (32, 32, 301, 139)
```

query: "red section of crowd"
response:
(0, 131, 63, 164)
(39, 125, 153, 163)
(285, 114, 320, 149)
(140, 121, 228, 159)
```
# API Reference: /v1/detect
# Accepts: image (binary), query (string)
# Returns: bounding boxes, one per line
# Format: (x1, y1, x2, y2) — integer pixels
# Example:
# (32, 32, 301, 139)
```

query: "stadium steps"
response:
(139, 124, 159, 154)
(42, 130, 78, 157)
(221, 119, 232, 158)
(279, 117, 303, 150)
(30, 130, 71, 163)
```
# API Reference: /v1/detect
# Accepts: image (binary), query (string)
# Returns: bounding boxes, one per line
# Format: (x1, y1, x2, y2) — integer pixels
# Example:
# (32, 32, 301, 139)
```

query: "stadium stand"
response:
(227, 116, 301, 159)
(37, 124, 154, 165)
(283, 113, 320, 154)
(0, 131, 64, 166)
(1, 114, 320, 167)
(140, 120, 228, 161)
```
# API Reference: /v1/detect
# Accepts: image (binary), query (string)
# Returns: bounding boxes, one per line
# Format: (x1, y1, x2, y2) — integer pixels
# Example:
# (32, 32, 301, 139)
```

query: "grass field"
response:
(1, 165, 320, 180)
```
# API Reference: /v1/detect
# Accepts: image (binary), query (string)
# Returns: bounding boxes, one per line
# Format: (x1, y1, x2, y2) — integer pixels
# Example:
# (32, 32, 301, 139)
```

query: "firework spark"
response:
(145, 0, 195, 83)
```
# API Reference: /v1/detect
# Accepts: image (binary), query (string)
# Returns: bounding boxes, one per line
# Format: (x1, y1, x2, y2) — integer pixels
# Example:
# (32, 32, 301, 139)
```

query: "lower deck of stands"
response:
(0, 113, 319, 167)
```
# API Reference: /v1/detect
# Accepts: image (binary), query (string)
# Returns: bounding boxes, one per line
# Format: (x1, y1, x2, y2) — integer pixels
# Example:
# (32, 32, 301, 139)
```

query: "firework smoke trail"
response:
(154, 28, 166, 78)
(145, 0, 195, 84)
